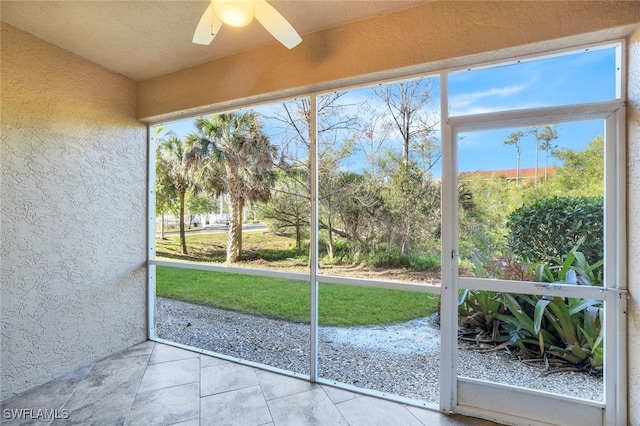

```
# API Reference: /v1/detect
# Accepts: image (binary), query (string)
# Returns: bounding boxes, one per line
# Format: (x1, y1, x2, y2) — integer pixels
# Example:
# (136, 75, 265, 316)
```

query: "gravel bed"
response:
(155, 297, 603, 404)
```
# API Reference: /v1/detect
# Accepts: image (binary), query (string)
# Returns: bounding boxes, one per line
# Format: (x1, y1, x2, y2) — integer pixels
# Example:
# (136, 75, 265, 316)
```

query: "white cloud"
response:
(450, 84, 528, 109)
(452, 102, 546, 117)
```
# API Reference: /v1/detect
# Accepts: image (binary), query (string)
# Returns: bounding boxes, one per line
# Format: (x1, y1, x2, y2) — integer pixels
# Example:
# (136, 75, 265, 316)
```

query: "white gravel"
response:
(154, 297, 603, 404)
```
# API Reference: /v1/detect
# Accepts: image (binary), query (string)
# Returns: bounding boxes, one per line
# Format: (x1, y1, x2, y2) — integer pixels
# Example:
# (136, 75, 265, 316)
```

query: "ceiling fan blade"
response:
(254, 0, 302, 49)
(192, 3, 223, 45)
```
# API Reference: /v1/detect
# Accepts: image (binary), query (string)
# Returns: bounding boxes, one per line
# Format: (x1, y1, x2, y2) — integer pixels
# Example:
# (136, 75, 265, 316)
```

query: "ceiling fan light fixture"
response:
(212, 0, 255, 27)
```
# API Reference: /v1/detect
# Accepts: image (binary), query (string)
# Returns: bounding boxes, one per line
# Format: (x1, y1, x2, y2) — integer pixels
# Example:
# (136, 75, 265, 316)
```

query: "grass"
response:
(156, 266, 439, 327)
(155, 231, 442, 281)
(156, 232, 304, 264)
(155, 230, 441, 325)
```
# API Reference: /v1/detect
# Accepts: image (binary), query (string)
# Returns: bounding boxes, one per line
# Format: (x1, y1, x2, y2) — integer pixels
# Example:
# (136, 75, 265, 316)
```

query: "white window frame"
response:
(440, 100, 626, 425)
(146, 40, 627, 426)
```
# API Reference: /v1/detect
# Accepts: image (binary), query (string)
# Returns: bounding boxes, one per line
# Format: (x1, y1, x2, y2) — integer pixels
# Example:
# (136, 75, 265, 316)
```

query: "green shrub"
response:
(458, 289, 507, 340)
(499, 252, 604, 372)
(459, 243, 604, 372)
(369, 251, 440, 271)
(506, 196, 603, 268)
(459, 247, 531, 339)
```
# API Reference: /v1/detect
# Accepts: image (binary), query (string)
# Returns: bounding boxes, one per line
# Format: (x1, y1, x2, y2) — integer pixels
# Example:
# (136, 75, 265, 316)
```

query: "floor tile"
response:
(108, 341, 155, 361)
(406, 407, 499, 425)
(200, 354, 229, 368)
(75, 354, 148, 391)
(4, 342, 501, 426)
(149, 344, 199, 364)
(321, 385, 362, 404)
(1, 364, 92, 426)
(267, 388, 348, 426)
(169, 420, 200, 426)
(200, 385, 271, 426)
(137, 358, 199, 393)
(336, 394, 423, 426)
(127, 382, 199, 426)
(200, 362, 258, 396)
(256, 370, 317, 400)
(51, 357, 146, 426)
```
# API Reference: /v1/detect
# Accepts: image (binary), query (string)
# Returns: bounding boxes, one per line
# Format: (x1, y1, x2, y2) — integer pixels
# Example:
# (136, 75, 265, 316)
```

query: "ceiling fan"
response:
(192, 0, 302, 49)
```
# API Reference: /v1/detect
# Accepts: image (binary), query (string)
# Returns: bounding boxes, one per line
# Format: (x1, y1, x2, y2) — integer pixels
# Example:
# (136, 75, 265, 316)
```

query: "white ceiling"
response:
(1, 0, 425, 81)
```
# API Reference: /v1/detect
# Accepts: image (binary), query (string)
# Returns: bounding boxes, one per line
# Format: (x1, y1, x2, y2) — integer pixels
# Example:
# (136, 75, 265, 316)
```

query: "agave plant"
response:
(458, 288, 506, 341)
(459, 236, 604, 371)
(503, 248, 604, 371)
(533, 236, 603, 287)
(495, 293, 560, 358)
(458, 246, 531, 339)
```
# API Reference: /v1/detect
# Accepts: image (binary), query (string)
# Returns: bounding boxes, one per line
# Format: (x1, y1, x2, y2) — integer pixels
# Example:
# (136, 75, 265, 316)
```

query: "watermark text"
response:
(3, 408, 69, 420)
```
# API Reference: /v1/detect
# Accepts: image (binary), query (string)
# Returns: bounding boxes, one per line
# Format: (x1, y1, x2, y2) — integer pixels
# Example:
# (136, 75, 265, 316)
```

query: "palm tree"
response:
(156, 134, 195, 255)
(155, 153, 175, 240)
(154, 126, 174, 240)
(529, 125, 558, 184)
(503, 130, 525, 187)
(188, 112, 277, 262)
(537, 125, 558, 182)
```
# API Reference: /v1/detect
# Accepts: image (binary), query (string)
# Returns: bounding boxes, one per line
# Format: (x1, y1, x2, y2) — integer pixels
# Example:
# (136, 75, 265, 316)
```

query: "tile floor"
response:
(1, 341, 499, 425)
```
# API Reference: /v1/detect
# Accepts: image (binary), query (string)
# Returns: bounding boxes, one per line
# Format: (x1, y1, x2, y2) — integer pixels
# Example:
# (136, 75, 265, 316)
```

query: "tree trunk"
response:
(161, 212, 166, 239)
(295, 221, 302, 254)
(238, 197, 244, 255)
(544, 152, 549, 182)
(401, 218, 411, 256)
(179, 189, 188, 255)
(402, 108, 410, 166)
(226, 166, 244, 263)
(534, 141, 539, 185)
(227, 193, 243, 262)
(327, 215, 334, 260)
(516, 150, 521, 187)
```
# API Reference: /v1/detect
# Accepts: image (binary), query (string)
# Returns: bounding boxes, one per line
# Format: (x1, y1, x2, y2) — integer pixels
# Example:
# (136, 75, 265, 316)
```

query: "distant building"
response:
(459, 167, 556, 183)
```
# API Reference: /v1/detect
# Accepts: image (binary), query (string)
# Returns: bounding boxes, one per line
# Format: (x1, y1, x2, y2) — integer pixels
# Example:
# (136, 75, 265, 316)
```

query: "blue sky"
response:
(449, 47, 616, 115)
(451, 47, 615, 176)
(159, 45, 617, 179)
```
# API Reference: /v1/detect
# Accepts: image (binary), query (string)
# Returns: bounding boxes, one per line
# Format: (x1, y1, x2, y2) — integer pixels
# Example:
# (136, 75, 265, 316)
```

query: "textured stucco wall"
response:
(138, 1, 640, 122)
(628, 26, 640, 424)
(0, 23, 147, 400)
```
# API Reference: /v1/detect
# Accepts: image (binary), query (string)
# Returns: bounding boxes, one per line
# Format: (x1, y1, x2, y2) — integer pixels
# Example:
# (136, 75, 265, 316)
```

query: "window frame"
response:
(147, 40, 627, 425)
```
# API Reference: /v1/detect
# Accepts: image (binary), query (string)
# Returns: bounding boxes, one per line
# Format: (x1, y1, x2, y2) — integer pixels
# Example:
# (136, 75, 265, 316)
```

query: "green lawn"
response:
(156, 266, 439, 327)
(156, 232, 304, 264)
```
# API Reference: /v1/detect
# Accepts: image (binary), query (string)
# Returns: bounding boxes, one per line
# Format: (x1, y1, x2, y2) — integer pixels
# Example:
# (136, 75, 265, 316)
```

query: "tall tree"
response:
(547, 135, 604, 197)
(154, 126, 177, 240)
(188, 112, 277, 262)
(260, 169, 310, 253)
(185, 189, 215, 226)
(156, 134, 195, 255)
(268, 94, 358, 260)
(528, 125, 558, 184)
(503, 130, 525, 187)
(354, 102, 392, 177)
(537, 125, 558, 181)
(155, 154, 177, 240)
(383, 158, 441, 255)
(372, 79, 439, 256)
(373, 78, 438, 166)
